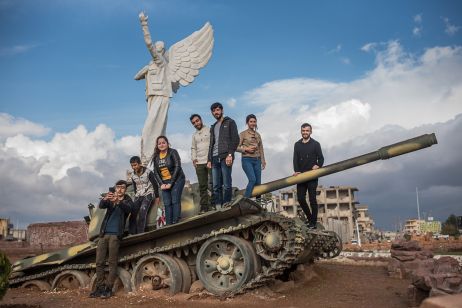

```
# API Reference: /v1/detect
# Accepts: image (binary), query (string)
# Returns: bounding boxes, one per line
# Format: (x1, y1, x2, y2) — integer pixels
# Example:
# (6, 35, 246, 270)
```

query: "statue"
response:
(135, 12, 214, 165)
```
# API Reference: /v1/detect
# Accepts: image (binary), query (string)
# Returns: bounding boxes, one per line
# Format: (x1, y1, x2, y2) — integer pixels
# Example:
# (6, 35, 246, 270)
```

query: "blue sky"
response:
(1, 0, 461, 230)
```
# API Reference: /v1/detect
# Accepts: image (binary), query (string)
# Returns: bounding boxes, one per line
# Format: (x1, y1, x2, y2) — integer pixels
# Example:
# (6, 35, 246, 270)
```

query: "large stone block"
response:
(27, 221, 88, 248)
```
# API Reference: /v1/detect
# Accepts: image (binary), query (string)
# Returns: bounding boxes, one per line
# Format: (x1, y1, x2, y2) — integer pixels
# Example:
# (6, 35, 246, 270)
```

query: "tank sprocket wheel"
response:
(51, 270, 90, 290)
(21, 280, 51, 291)
(89, 267, 132, 294)
(196, 235, 256, 296)
(253, 222, 286, 261)
(321, 231, 343, 259)
(173, 257, 192, 293)
(131, 254, 182, 295)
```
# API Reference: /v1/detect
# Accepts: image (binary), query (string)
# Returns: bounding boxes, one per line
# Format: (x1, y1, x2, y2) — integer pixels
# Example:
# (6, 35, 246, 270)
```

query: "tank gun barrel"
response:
(250, 133, 437, 197)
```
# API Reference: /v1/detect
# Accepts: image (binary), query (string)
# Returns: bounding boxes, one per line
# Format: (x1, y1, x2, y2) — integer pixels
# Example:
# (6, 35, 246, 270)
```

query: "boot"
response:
(89, 284, 104, 298)
(100, 285, 113, 298)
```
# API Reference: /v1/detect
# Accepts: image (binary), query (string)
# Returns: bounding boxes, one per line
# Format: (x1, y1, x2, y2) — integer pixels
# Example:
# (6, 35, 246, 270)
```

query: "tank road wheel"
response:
(51, 270, 90, 290)
(196, 235, 256, 296)
(21, 280, 51, 291)
(173, 257, 192, 293)
(89, 267, 132, 294)
(254, 222, 286, 261)
(131, 254, 182, 295)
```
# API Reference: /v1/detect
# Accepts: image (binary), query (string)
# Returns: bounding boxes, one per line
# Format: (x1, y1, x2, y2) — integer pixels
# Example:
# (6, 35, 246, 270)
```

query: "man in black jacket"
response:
(207, 102, 239, 207)
(89, 180, 132, 299)
(293, 123, 324, 229)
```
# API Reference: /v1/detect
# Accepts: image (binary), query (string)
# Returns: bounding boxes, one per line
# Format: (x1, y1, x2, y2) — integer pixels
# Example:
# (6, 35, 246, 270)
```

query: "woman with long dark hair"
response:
(152, 136, 185, 225)
(238, 114, 266, 198)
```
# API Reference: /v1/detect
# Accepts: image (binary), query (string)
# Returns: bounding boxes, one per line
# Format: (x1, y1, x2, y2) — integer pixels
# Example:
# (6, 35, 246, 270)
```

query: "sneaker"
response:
(89, 285, 104, 298)
(100, 285, 113, 299)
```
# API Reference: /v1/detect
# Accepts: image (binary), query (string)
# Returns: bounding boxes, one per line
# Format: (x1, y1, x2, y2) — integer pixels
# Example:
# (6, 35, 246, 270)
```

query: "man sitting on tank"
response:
(128, 156, 160, 234)
(89, 180, 133, 299)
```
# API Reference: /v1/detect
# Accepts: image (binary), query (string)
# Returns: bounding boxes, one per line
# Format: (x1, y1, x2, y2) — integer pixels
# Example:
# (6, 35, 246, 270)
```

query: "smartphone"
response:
(109, 187, 115, 193)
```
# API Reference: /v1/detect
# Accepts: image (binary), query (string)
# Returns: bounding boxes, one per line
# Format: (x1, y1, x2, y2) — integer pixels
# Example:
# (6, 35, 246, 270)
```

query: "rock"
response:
(434, 256, 461, 274)
(407, 284, 428, 307)
(388, 258, 403, 278)
(420, 293, 462, 308)
(391, 240, 422, 251)
(189, 280, 205, 293)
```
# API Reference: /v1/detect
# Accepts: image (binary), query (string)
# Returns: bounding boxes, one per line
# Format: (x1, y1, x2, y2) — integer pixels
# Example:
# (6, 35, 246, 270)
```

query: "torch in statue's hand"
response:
(139, 12, 148, 26)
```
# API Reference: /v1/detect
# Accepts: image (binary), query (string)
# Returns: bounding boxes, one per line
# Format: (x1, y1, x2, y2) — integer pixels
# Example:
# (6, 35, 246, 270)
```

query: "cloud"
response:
(340, 57, 351, 65)
(361, 42, 378, 53)
(328, 44, 342, 54)
(0, 113, 50, 140)
(237, 41, 462, 228)
(3, 124, 139, 181)
(0, 44, 39, 56)
(413, 14, 423, 37)
(443, 17, 460, 36)
(227, 98, 237, 108)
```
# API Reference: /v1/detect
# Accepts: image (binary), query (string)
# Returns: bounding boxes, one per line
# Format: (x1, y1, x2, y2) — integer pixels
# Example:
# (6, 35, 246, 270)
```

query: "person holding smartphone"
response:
(89, 180, 132, 299)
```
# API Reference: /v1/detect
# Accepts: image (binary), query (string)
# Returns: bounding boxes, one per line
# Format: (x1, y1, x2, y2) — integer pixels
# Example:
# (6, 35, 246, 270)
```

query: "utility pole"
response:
(416, 187, 421, 221)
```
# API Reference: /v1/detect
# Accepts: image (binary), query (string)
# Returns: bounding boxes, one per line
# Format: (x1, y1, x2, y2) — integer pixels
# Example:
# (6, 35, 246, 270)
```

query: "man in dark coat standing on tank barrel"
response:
(293, 123, 324, 229)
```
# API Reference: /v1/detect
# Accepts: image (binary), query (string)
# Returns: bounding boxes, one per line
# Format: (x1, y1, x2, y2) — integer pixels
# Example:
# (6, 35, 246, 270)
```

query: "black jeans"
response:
(129, 194, 153, 234)
(296, 180, 318, 226)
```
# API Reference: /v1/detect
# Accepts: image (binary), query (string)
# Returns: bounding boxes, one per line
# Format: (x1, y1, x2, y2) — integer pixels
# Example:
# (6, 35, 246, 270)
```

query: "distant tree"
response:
(441, 214, 461, 236)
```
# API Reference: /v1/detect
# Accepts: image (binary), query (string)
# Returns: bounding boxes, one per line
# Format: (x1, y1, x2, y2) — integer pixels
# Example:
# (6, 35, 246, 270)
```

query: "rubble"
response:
(387, 239, 462, 307)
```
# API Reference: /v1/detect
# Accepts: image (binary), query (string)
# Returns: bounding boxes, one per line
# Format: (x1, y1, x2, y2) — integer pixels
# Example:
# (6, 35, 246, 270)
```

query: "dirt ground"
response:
(0, 262, 409, 308)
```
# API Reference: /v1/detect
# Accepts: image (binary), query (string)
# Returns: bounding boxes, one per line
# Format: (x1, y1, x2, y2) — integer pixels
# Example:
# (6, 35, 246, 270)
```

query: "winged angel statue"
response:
(134, 12, 214, 165)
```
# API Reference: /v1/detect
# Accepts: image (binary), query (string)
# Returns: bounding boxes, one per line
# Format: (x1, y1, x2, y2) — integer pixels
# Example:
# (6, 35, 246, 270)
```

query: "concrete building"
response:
(11, 229, 26, 241)
(404, 219, 442, 235)
(355, 205, 375, 241)
(404, 219, 422, 234)
(278, 186, 361, 243)
(420, 220, 442, 234)
(0, 218, 9, 239)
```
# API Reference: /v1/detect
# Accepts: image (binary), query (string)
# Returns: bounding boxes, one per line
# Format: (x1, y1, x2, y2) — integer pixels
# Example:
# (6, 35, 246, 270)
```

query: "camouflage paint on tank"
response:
(11, 242, 96, 272)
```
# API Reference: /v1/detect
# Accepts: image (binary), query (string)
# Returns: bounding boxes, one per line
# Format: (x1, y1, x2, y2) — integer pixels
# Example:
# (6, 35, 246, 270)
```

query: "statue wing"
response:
(167, 22, 214, 87)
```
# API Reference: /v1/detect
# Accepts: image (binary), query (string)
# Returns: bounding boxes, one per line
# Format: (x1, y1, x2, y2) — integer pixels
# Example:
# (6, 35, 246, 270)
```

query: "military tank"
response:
(8, 133, 437, 296)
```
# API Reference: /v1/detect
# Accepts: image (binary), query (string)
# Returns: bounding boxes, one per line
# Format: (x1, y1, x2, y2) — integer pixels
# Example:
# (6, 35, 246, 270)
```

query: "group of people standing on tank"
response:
(125, 100, 325, 231)
(190, 102, 265, 214)
(189, 102, 324, 231)
(90, 101, 324, 298)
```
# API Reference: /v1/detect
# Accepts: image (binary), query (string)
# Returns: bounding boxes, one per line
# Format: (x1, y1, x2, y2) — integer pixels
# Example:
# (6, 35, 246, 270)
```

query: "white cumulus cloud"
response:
(0, 113, 50, 140)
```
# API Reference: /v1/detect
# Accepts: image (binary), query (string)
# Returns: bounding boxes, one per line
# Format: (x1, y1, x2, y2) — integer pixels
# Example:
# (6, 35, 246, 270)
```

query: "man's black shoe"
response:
(308, 224, 317, 230)
(100, 285, 113, 299)
(89, 285, 104, 298)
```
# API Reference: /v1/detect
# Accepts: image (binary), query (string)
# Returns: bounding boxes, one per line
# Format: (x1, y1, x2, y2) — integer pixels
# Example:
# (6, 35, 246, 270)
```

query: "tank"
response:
(8, 133, 437, 296)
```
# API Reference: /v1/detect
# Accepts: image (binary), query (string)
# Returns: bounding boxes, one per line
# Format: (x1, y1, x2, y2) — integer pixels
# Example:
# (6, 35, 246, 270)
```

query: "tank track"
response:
(9, 213, 339, 296)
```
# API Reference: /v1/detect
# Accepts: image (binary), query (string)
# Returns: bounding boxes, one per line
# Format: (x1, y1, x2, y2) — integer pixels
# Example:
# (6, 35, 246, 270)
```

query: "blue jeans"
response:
(161, 177, 185, 225)
(241, 157, 262, 197)
(211, 156, 233, 205)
